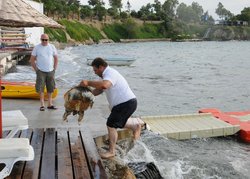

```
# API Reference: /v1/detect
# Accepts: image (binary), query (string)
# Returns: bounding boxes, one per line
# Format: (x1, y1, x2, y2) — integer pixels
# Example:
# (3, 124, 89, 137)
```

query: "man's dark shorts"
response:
(107, 98, 137, 128)
(36, 70, 56, 93)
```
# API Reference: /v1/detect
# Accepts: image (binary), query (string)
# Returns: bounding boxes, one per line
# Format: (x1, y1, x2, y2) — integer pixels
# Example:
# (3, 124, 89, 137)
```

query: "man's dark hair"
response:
(91, 57, 108, 68)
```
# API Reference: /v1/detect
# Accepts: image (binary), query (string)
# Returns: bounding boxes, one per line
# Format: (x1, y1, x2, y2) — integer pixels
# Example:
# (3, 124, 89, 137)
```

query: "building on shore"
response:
(23, 0, 44, 46)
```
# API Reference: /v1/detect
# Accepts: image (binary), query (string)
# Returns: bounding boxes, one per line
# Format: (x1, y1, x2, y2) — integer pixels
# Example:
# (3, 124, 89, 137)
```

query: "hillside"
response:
(45, 18, 250, 47)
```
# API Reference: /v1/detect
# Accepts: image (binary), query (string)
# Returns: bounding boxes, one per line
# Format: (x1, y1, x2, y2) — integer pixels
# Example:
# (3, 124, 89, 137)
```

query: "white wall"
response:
(24, 0, 44, 46)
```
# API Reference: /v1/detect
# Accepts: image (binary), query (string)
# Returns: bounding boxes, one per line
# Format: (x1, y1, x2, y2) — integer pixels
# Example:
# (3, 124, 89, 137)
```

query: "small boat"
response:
(1, 81, 58, 99)
(87, 57, 136, 66)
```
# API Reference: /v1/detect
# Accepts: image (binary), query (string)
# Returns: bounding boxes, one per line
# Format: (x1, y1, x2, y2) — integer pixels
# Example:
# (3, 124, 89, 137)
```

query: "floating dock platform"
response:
(199, 108, 250, 143)
(142, 113, 240, 140)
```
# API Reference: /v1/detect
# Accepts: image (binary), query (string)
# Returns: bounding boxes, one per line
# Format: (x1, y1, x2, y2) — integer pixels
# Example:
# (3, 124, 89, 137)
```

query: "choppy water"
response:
(4, 41, 250, 178)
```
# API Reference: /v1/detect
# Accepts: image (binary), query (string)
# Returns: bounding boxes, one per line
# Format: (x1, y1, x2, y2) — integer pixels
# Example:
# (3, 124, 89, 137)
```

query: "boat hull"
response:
(87, 57, 135, 66)
(1, 81, 58, 100)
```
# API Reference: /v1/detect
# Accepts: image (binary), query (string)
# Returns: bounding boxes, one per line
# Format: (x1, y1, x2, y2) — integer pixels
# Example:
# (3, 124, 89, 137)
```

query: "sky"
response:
(80, 0, 250, 20)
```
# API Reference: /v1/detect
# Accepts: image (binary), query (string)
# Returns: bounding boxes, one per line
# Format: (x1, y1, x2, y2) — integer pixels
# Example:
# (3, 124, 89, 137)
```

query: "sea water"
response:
(3, 41, 250, 178)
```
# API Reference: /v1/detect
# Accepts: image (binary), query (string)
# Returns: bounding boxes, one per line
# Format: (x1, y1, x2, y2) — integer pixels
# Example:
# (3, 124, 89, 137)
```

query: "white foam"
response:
(230, 159, 249, 175)
(124, 140, 156, 164)
(3, 66, 35, 82)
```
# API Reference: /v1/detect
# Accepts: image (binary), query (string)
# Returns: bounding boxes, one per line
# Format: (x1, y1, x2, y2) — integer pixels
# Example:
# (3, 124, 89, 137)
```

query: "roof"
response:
(0, 0, 64, 28)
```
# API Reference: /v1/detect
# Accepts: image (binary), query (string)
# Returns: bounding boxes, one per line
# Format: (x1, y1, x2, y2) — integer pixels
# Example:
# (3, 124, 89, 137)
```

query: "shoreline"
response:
(51, 38, 250, 50)
(51, 37, 206, 50)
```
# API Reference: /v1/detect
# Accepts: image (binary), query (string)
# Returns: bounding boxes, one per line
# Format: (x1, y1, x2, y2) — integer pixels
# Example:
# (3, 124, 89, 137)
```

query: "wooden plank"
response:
(1, 34, 28, 37)
(5, 129, 32, 179)
(68, 129, 91, 179)
(22, 128, 44, 179)
(80, 129, 108, 179)
(1, 41, 26, 44)
(1, 37, 26, 40)
(171, 118, 193, 130)
(5, 128, 104, 179)
(40, 128, 56, 179)
(57, 128, 74, 179)
(1, 42, 26, 45)
(186, 118, 210, 130)
(0, 27, 24, 34)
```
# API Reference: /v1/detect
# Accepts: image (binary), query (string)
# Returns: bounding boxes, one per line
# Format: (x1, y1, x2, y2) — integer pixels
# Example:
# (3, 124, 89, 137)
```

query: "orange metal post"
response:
(0, 72, 2, 138)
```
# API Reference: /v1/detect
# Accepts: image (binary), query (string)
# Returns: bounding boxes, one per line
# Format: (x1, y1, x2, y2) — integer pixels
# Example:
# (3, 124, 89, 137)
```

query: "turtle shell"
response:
(63, 86, 94, 122)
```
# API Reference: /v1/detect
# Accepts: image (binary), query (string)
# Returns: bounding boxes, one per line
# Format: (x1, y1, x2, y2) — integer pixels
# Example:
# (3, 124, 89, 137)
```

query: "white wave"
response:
(230, 159, 250, 175)
(124, 140, 156, 163)
(3, 66, 35, 82)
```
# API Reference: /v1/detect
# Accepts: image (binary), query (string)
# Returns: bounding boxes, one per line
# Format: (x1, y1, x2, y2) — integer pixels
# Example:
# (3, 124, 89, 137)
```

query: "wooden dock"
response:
(142, 113, 240, 140)
(1, 128, 108, 179)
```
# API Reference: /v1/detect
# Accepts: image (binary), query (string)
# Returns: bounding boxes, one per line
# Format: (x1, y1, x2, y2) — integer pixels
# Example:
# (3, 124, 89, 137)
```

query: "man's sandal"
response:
(47, 105, 57, 110)
(40, 106, 45, 111)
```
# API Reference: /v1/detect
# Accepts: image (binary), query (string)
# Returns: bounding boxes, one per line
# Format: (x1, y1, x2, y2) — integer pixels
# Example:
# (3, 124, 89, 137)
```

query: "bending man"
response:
(79, 57, 142, 159)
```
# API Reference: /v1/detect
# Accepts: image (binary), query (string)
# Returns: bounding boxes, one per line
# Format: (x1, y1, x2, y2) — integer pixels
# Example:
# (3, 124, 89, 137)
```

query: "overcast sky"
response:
(80, 0, 250, 19)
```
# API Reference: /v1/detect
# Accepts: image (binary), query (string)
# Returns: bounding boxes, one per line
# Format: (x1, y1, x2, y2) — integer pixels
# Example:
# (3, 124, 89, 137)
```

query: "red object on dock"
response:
(0, 78, 2, 138)
(199, 108, 250, 143)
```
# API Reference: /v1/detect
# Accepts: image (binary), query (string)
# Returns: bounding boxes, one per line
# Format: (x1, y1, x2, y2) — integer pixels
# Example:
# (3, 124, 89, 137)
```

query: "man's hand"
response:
(80, 80, 88, 87)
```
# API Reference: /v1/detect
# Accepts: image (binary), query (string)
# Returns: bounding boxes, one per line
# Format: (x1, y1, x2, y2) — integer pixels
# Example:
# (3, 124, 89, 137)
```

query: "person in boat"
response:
(79, 57, 143, 159)
(30, 34, 58, 111)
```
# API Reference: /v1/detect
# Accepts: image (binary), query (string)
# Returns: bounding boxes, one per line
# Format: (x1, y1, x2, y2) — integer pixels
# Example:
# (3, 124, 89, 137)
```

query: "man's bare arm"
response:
(29, 55, 37, 71)
(80, 80, 112, 90)
(54, 55, 58, 70)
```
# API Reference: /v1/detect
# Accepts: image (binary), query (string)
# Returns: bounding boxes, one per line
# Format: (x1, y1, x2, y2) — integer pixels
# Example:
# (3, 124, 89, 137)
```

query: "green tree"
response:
(191, 2, 203, 21)
(80, 5, 93, 19)
(88, 0, 99, 6)
(120, 11, 129, 19)
(177, 3, 189, 21)
(88, 0, 106, 21)
(162, 0, 179, 20)
(56, 2, 67, 19)
(216, 2, 233, 20)
(216, 2, 224, 19)
(93, 3, 107, 21)
(239, 7, 250, 22)
(176, 2, 203, 23)
(44, 0, 57, 17)
(109, 0, 122, 13)
(130, 10, 138, 18)
(69, 3, 80, 19)
(162, 0, 179, 30)
(126, 0, 131, 13)
(153, 0, 162, 18)
(138, 3, 153, 20)
(107, 8, 118, 17)
(123, 18, 137, 38)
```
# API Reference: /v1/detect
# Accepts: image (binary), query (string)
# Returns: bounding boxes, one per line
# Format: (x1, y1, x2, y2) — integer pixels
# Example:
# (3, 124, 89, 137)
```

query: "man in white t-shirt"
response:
(30, 34, 58, 111)
(80, 57, 144, 159)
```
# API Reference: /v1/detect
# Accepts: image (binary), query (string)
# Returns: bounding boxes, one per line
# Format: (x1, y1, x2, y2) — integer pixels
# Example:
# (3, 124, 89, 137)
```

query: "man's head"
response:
(40, 34, 49, 46)
(91, 57, 108, 78)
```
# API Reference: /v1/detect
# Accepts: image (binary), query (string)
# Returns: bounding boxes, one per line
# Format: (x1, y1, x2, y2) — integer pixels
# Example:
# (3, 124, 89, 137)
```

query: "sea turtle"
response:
(63, 86, 94, 124)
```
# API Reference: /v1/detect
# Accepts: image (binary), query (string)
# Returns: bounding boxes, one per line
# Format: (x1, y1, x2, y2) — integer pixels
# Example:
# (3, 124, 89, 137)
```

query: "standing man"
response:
(30, 34, 58, 111)
(79, 57, 143, 159)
